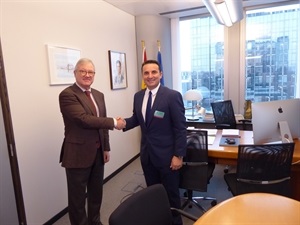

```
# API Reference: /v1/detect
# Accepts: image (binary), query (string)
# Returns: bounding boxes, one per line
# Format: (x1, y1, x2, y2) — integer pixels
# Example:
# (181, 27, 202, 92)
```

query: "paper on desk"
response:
(201, 129, 218, 136)
(187, 127, 195, 130)
(221, 129, 240, 137)
(187, 127, 217, 136)
(235, 114, 244, 123)
(208, 136, 216, 145)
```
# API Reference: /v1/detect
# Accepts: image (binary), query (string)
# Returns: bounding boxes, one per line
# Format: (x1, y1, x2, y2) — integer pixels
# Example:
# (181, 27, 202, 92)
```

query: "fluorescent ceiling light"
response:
(202, 0, 244, 27)
(215, 1, 233, 26)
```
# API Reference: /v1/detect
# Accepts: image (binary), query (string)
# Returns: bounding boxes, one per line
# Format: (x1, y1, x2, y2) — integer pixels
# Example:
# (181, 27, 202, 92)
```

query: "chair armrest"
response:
(237, 176, 290, 184)
(215, 124, 231, 129)
(238, 119, 251, 124)
(170, 207, 198, 221)
(182, 162, 208, 166)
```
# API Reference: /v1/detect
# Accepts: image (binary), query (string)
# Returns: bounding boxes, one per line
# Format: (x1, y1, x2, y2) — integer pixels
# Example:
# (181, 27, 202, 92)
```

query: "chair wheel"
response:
(211, 200, 217, 206)
(224, 168, 229, 173)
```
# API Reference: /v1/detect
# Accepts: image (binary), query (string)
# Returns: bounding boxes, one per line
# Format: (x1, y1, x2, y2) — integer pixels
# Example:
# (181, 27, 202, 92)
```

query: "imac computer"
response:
(252, 98, 300, 144)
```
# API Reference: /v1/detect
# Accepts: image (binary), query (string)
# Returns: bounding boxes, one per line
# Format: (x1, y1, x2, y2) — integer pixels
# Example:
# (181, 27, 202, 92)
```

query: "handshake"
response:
(115, 117, 126, 130)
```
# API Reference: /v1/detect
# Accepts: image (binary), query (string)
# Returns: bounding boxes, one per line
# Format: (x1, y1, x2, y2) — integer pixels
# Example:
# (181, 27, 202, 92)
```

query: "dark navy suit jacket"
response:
(125, 85, 187, 167)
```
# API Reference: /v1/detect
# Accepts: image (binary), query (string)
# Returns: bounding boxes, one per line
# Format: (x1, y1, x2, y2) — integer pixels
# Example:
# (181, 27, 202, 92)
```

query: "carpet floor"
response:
(53, 157, 234, 225)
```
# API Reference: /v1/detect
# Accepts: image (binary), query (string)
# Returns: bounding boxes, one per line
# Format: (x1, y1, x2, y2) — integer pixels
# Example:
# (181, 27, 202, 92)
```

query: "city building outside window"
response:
(245, 4, 299, 103)
(180, 16, 224, 112)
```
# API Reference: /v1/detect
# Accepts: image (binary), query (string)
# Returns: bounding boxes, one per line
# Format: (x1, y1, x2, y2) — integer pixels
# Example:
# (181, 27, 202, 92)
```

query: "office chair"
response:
(211, 100, 251, 173)
(224, 143, 295, 197)
(179, 131, 217, 213)
(211, 100, 237, 129)
(211, 100, 251, 130)
(108, 184, 198, 225)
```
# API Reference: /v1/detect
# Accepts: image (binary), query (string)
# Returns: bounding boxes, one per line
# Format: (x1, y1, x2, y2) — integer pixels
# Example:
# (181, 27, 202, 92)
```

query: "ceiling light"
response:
(202, 0, 244, 27)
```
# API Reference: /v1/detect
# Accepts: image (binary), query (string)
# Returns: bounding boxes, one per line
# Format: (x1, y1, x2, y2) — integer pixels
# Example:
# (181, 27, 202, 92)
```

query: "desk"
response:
(193, 193, 300, 225)
(207, 130, 300, 200)
(187, 118, 253, 130)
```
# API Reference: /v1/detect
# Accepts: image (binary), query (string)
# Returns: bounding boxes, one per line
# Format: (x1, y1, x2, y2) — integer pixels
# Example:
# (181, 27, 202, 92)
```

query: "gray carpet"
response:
(53, 158, 234, 225)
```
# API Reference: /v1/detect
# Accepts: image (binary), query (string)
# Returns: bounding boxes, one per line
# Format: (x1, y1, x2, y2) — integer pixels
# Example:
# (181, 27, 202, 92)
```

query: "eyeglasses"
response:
(76, 70, 96, 76)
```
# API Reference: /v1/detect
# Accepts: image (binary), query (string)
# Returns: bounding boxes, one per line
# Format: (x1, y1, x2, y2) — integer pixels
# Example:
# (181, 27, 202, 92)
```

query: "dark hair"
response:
(141, 60, 161, 72)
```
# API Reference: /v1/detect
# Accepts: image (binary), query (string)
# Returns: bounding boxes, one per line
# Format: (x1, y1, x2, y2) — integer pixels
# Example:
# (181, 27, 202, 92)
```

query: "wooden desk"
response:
(193, 193, 300, 225)
(207, 130, 300, 200)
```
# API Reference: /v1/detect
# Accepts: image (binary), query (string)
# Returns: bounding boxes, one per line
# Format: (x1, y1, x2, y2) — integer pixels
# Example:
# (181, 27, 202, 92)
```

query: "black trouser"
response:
(142, 160, 183, 225)
(66, 150, 104, 225)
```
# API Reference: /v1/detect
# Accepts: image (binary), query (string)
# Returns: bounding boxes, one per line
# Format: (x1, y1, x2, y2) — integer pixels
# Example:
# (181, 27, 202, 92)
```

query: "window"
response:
(245, 4, 299, 102)
(178, 3, 299, 114)
(180, 16, 224, 111)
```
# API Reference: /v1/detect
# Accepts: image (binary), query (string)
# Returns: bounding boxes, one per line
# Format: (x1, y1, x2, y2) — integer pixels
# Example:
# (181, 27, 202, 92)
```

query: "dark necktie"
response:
(85, 91, 97, 115)
(145, 91, 152, 126)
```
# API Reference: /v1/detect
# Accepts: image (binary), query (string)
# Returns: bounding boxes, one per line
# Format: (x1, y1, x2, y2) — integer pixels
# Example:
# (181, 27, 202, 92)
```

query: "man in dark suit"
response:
(59, 58, 125, 225)
(123, 60, 187, 225)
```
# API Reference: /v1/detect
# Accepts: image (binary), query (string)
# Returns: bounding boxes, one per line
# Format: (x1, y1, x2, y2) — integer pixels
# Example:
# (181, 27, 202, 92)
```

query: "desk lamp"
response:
(184, 89, 203, 121)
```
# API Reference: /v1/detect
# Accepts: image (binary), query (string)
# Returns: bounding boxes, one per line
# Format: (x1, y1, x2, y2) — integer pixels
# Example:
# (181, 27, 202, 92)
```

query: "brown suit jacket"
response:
(59, 84, 114, 168)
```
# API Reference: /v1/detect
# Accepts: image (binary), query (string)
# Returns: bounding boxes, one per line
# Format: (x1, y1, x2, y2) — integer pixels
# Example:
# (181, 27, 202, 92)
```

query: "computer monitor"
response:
(252, 99, 300, 144)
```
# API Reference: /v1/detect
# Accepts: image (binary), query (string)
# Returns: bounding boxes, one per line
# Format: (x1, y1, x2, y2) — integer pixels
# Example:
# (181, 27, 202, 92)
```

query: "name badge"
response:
(154, 110, 165, 119)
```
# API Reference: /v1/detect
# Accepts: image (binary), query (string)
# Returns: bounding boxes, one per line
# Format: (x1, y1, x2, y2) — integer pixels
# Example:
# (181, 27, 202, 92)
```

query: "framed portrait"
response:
(108, 50, 128, 90)
(46, 45, 80, 85)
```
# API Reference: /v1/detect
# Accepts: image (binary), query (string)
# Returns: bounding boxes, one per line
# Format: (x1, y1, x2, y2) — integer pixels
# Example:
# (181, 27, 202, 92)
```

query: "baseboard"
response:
(103, 154, 140, 184)
(43, 153, 140, 225)
(43, 207, 68, 225)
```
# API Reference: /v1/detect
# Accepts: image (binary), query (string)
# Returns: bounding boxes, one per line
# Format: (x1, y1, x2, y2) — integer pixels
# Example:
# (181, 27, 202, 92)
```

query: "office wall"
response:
(135, 15, 173, 89)
(0, 0, 140, 223)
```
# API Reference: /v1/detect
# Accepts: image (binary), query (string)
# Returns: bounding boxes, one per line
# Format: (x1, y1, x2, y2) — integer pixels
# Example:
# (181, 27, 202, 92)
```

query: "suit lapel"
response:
(136, 90, 146, 127)
(91, 89, 102, 117)
(72, 84, 97, 116)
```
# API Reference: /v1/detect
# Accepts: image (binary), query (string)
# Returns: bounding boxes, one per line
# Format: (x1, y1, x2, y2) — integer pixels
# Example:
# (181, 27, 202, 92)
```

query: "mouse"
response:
(226, 138, 236, 145)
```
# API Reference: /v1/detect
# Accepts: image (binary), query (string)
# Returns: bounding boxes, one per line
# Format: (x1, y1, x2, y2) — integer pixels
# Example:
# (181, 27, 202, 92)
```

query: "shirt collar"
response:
(76, 83, 91, 92)
(146, 83, 160, 96)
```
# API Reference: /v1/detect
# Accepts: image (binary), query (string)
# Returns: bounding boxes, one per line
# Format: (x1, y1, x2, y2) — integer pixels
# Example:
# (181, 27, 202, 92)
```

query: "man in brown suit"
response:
(59, 58, 125, 225)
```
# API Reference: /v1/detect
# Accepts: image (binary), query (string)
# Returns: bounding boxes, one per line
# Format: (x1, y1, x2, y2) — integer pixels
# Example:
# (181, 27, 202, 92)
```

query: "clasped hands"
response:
(115, 117, 126, 130)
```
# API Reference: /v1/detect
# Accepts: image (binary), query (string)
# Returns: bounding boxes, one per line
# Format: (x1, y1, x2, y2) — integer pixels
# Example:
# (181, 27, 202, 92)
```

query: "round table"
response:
(193, 193, 300, 225)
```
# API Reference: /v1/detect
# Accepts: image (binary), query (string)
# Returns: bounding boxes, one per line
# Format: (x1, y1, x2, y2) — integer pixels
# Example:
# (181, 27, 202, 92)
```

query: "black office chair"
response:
(211, 100, 251, 130)
(224, 143, 295, 197)
(211, 100, 237, 129)
(211, 100, 251, 172)
(108, 184, 197, 225)
(179, 131, 217, 213)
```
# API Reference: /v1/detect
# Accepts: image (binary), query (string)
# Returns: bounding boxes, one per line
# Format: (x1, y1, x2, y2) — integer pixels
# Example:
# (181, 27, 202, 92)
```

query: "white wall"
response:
(0, 0, 141, 223)
(135, 15, 173, 88)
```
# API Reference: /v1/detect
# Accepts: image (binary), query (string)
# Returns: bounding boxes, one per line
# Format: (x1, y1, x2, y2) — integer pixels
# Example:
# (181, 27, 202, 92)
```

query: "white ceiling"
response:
(103, 0, 293, 18)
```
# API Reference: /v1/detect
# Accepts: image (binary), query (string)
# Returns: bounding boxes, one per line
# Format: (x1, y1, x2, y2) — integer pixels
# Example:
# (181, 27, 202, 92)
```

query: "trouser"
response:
(142, 159, 183, 225)
(66, 150, 104, 225)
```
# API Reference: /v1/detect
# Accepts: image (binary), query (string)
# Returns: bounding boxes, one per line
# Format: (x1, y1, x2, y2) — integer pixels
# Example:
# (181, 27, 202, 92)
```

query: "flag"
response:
(141, 45, 147, 89)
(157, 49, 164, 85)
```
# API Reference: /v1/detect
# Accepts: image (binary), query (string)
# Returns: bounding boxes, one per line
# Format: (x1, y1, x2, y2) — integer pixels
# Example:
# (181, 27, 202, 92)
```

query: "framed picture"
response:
(46, 45, 81, 85)
(108, 50, 128, 90)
